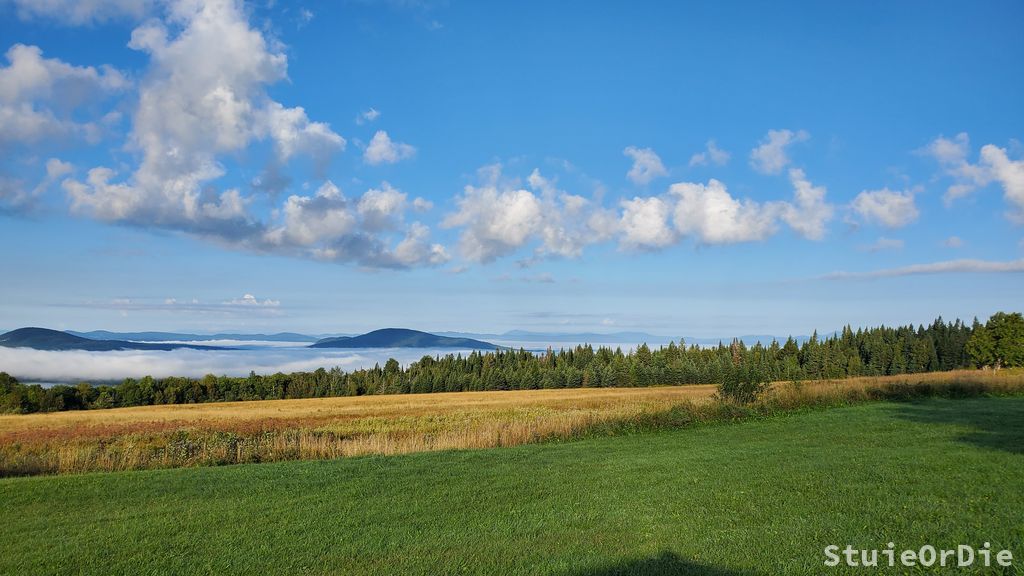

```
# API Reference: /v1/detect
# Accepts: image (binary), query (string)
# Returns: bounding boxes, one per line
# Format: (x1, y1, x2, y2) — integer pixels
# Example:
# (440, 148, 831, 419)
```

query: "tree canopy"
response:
(966, 312, 1024, 369)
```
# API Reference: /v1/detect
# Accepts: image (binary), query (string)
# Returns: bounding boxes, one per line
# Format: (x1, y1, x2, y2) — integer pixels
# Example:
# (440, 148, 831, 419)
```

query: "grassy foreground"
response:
(2, 396, 1023, 575)
(2, 370, 1022, 476)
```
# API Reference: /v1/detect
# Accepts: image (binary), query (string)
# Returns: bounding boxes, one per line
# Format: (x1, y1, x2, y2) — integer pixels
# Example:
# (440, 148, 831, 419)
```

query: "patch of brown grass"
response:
(1, 370, 1021, 477)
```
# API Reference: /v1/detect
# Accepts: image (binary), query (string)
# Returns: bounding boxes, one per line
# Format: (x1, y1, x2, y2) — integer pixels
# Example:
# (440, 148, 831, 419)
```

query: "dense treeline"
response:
(2, 313, 1022, 414)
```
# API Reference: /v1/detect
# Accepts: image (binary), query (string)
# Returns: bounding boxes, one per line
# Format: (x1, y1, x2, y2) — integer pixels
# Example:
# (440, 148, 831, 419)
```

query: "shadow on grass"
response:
(892, 397, 1024, 455)
(563, 551, 758, 576)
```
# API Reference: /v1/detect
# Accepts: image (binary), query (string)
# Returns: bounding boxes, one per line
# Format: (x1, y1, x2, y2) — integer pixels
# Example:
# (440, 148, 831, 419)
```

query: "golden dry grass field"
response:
(0, 383, 719, 437)
(1, 369, 1022, 476)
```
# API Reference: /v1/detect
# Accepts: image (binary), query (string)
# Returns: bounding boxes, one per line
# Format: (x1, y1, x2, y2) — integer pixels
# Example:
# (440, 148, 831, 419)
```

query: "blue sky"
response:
(0, 0, 1022, 337)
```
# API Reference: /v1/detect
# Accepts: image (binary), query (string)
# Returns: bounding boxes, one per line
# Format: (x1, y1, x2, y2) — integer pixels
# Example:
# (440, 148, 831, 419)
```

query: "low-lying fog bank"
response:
(0, 347, 477, 383)
(0, 338, 656, 384)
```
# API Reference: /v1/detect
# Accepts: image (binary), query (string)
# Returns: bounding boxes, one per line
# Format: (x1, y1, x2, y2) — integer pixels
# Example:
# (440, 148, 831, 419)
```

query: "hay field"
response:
(1, 369, 1021, 476)
(0, 385, 717, 475)
(0, 384, 718, 437)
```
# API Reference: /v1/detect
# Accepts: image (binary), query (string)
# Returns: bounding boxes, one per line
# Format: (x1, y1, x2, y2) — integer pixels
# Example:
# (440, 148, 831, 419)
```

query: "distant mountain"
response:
(311, 328, 498, 350)
(507, 330, 674, 343)
(69, 330, 324, 343)
(0, 328, 226, 351)
(436, 330, 674, 344)
(3, 326, 809, 353)
(437, 330, 810, 347)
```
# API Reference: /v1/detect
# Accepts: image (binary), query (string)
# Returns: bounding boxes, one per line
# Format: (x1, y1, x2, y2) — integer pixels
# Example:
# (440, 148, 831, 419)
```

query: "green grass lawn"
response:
(2, 397, 1023, 575)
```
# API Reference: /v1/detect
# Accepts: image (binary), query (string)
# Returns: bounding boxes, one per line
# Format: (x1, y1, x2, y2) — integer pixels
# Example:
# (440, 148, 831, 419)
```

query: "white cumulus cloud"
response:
(688, 140, 731, 167)
(442, 165, 611, 262)
(443, 180, 544, 262)
(923, 133, 1024, 222)
(619, 196, 675, 249)
(66, 0, 345, 239)
(391, 222, 449, 267)
(265, 181, 356, 247)
(851, 187, 919, 228)
(54, 0, 443, 270)
(363, 130, 416, 165)
(263, 181, 447, 268)
(0, 43, 128, 145)
(669, 180, 776, 244)
(442, 163, 838, 259)
(623, 146, 668, 185)
(749, 129, 809, 175)
(780, 168, 833, 240)
(981, 144, 1024, 223)
(357, 182, 408, 230)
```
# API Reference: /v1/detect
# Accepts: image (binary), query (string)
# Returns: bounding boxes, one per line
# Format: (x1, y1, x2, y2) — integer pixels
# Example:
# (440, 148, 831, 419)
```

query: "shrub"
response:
(718, 363, 770, 404)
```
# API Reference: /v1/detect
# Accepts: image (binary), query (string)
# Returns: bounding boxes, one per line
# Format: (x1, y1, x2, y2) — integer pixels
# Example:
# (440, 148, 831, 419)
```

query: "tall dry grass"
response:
(1, 370, 1021, 477)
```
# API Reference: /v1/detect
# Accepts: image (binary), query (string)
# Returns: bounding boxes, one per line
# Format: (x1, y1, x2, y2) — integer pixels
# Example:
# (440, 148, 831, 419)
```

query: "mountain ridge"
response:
(0, 328, 227, 351)
(1, 327, 815, 352)
(310, 328, 498, 350)
(68, 330, 329, 343)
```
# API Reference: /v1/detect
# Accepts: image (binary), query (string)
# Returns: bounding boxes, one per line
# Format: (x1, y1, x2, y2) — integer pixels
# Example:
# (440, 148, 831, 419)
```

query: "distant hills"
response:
(0, 327, 497, 352)
(69, 330, 324, 343)
(437, 330, 809, 347)
(65, 328, 803, 347)
(68, 328, 653, 345)
(0, 326, 808, 353)
(311, 328, 498, 350)
(437, 330, 673, 344)
(0, 328, 225, 351)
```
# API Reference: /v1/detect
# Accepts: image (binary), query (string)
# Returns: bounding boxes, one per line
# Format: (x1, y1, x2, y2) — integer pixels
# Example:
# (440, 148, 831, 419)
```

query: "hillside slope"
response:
(311, 328, 497, 349)
(0, 328, 224, 351)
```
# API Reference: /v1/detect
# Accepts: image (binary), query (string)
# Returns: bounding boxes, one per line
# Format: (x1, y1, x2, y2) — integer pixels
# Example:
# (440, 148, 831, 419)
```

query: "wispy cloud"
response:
(922, 133, 1024, 221)
(750, 129, 809, 174)
(943, 236, 964, 248)
(355, 107, 380, 125)
(222, 294, 280, 307)
(688, 140, 730, 167)
(494, 272, 556, 284)
(623, 146, 668, 185)
(4, 0, 155, 25)
(859, 237, 904, 253)
(59, 294, 286, 317)
(821, 259, 1024, 280)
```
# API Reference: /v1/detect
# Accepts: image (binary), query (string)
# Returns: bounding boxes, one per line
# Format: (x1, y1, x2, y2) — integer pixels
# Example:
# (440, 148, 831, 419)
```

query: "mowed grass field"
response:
(2, 370, 1023, 476)
(1, 396, 1022, 575)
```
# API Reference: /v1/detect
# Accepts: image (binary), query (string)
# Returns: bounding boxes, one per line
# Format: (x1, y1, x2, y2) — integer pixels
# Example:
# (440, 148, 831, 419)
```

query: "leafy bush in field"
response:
(717, 362, 770, 404)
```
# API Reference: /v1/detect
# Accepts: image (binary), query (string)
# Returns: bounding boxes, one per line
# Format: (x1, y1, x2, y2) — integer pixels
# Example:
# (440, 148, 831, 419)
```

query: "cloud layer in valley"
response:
(0, 346, 484, 382)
